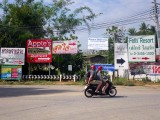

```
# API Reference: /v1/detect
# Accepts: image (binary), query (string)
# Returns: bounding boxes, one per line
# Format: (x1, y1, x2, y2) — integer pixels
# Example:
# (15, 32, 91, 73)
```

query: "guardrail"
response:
(22, 75, 81, 82)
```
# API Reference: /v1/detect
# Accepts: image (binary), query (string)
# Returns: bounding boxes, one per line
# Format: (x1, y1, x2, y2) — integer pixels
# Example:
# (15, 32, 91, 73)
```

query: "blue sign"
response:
(95, 64, 115, 72)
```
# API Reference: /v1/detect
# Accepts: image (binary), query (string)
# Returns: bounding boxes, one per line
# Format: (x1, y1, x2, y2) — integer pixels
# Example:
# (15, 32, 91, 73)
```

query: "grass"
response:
(0, 79, 85, 85)
(0, 78, 160, 86)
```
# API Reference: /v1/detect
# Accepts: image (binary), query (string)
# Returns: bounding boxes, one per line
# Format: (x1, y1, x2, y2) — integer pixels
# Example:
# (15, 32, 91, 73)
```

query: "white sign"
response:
(0, 48, 25, 65)
(143, 65, 160, 75)
(88, 38, 108, 50)
(68, 65, 72, 71)
(128, 35, 155, 62)
(156, 48, 160, 55)
(114, 43, 128, 69)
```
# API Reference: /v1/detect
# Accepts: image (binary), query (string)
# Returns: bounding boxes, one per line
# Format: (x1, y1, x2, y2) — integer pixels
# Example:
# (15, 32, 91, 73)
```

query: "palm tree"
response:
(128, 28, 137, 35)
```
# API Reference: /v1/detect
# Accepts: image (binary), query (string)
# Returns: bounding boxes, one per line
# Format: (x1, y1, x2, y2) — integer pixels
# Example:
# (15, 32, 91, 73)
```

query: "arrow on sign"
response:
(142, 57, 149, 60)
(69, 42, 76, 46)
(38, 58, 50, 60)
(117, 58, 125, 65)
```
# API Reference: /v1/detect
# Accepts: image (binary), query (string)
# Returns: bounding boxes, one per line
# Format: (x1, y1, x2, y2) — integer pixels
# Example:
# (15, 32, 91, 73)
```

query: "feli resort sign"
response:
(128, 35, 155, 62)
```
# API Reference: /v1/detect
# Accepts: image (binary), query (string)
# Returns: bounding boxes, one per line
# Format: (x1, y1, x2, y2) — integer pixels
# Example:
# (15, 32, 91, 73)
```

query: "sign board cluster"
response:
(114, 35, 156, 70)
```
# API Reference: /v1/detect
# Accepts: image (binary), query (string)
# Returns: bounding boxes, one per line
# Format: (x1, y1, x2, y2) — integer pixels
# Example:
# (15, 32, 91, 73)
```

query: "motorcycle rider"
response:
(96, 66, 109, 94)
(86, 65, 102, 93)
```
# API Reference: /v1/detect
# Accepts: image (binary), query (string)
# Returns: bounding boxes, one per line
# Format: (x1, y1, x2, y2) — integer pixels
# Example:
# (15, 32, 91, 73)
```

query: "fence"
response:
(22, 75, 81, 82)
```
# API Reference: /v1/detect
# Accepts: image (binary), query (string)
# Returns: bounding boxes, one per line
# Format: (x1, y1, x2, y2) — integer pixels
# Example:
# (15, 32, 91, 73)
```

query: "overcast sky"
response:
(0, 0, 159, 50)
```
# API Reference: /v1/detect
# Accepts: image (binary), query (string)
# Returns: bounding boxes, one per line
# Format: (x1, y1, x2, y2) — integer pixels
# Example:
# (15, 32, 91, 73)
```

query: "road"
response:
(0, 85, 160, 120)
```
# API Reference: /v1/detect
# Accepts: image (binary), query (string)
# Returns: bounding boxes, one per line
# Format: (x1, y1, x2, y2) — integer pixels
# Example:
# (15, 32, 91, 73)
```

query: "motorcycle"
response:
(84, 76, 117, 98)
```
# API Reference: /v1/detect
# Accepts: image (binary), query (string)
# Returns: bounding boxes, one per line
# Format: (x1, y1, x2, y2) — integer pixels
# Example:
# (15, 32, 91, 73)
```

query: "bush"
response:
(113, 77, 136, 86)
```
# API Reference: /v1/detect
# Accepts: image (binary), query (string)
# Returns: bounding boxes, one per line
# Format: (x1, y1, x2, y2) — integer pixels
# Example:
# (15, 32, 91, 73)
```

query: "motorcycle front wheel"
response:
(84, 87, 94, 98)
(108, 88, 117, 97)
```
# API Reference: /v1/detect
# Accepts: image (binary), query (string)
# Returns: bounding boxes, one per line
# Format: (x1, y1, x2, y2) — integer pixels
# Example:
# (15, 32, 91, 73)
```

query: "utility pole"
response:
(153, 0, 160, 47)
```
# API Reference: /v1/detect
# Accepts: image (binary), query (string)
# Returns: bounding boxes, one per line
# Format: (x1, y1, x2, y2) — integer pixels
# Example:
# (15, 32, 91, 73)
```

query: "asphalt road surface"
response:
(0, 85, 160, 120)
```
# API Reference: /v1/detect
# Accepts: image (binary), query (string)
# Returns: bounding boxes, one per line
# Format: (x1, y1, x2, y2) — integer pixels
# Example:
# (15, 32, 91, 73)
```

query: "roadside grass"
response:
(0, 78, 160, 86)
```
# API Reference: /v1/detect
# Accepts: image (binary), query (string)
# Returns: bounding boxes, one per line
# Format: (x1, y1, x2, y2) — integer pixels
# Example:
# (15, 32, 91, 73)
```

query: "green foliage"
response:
(0, 0, 98, 75)
(113, 77, 135, 86)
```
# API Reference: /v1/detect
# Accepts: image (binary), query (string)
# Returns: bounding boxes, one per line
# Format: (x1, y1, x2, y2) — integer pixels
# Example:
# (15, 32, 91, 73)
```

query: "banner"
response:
(95, 64, 114, 72)
(1, 65, 22, 80)
(143, 64, 160, 76)
(0, 48, 25, 65)
(52, 40, 77, 54)
(26, 39, 52, 63)
(88, 38, 108, 50)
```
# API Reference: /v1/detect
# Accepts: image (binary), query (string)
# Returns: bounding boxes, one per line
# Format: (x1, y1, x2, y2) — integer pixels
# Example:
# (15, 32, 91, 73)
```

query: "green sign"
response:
(128, 35, 155, 62)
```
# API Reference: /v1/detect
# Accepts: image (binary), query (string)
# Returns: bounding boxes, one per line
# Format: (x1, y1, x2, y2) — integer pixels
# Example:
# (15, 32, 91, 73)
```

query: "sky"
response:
(0, 0, 159, 51)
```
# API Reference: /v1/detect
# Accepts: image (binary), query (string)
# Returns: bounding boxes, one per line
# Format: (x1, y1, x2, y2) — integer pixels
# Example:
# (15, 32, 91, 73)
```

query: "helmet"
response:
(98, 66, 103, 71)
(91, 65, 96, 70)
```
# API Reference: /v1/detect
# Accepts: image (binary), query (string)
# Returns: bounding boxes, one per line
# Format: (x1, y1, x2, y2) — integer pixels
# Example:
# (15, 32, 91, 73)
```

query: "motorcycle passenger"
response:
(86, 65, 102, 93)
(102, 72, 109, 94)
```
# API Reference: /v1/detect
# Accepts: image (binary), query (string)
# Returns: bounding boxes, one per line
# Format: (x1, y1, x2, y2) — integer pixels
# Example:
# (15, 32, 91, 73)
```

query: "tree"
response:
(105, 26, 127, 64)
(0, 0, 98, 75)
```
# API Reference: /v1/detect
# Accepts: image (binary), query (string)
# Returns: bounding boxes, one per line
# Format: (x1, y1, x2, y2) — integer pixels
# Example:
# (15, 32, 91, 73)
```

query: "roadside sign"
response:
(1, 65, 22, 80)
(52, 40, 77, 54)
(128, 35, 155, 62)
(114, 43, 128, 69)
(88, 38, 108, 50)
(0, 48, 25, 65)
(68, 65, 72, 71)
(26, 39, 52, 63)
(94, 64, 114, 72)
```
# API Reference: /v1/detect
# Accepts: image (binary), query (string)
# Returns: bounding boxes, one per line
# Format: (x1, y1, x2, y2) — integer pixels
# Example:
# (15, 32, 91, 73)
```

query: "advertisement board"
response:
(88, 38, 108, 50)
(52, 40, 77, 54)
(1, 65, 22, 80)
(128, 35, 155, 62)
(143, 64, 160, 76)
(26, 39, 52, 63)
(0, 48, 25, 65)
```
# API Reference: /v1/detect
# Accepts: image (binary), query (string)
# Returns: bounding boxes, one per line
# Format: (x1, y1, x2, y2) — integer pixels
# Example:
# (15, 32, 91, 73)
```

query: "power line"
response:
(0, 8, 157, 33)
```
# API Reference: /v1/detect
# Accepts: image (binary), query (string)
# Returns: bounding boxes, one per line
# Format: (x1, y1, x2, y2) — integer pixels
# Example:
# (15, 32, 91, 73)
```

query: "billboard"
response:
(128, 35, 155, 62)
(0, 48, 25, 65)
(26, 39, 52, 63)
(52, 40, 77, 54)
(1, 65, 22, 80)
(88, 38, 108, 50)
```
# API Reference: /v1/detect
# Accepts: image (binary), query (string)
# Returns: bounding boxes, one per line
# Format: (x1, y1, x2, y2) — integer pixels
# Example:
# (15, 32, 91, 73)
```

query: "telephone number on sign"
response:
(133, 52, 154, 55)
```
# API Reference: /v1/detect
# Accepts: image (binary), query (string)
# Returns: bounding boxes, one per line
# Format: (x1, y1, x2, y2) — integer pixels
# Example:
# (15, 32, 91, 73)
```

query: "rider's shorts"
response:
(90, 80, 102, 84)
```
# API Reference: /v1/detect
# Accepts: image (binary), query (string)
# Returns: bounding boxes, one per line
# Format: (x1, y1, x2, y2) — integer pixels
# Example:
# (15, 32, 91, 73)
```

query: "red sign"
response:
(26, 39, 52, 63)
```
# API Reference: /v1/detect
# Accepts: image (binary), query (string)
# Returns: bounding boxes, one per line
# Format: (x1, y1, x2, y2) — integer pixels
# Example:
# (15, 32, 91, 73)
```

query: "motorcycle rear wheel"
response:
(84, 87, 94, 98)
(108, 88, 117, 97)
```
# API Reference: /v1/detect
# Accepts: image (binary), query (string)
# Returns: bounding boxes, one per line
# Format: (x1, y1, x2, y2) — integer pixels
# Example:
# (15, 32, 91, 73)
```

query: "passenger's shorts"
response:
(90, 80, 102, 84)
